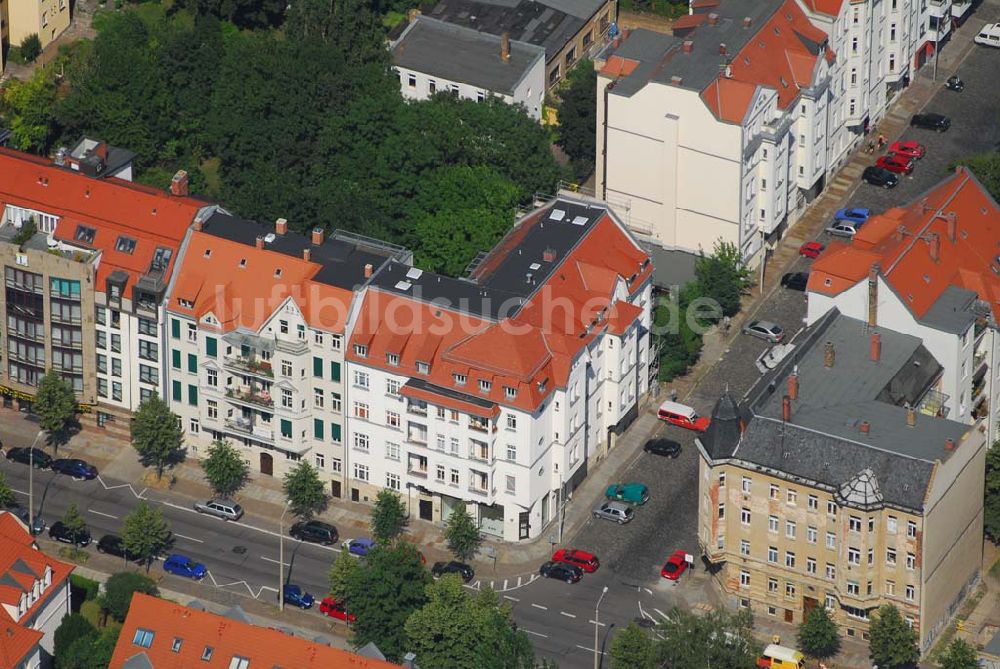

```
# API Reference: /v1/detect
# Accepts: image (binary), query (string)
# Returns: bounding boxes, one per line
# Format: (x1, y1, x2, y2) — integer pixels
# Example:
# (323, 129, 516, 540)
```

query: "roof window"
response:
(239, 258, 246, 268)
(454, 373, 467, 386)
(549, 209, 566, 222)
(416, 361, 430, 375)
(204, 249, 212, 258)
(115, 236, 137, 254)
(151, 247, 173, 271)
(74, 225, 96, 244)
(504, 386, 517, 399)
(132, 628, 154, 648)
(274, 268, 282, 278)
(171, 638, 183, 653)
(202, 646, 214, 661)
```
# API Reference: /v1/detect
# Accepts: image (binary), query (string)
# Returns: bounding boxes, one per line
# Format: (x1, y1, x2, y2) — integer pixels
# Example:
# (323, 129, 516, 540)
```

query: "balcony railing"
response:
(224, 355, 274, 378)
(225, 387, 274, 408)
(468, 418, 490, 433)
(408, 402, 428, 417)
(407, 465, 428, 478)
(275, 338, 308, 355)
(224, 417, 274, 442)
(467, 484, 489, 496)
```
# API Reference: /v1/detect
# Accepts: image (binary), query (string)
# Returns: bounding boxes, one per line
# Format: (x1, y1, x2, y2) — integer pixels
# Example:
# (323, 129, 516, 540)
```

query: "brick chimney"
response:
(364, 263, 374, 279)
(859, 420, 870, 435)
(906, 404, 917, 427)
(500, 32, 510, 62)
(93, 142, 108, 160)
(193, 214, 205, 232)
(945, 438, 955, 451)
(255, 236, 264, 249)
(542, 248, 557, 262)
(782, 395, 791, 422)
(170, 170, 189, 197)
(682, 40, 694, 54)
(823, 341, 835, 368)
(870, 332, 881, 362)
(743, 16, 753, 28)
(303, 248, 311, 262)
(868, 263, 879, 327)
(276, 218, 288, 235)
(928, 232, 940, 262)
(946, 212, 957, 242)
(671, 75, 684, 85)
(719, 43, 727, 55)
(312, 227, 325, 246)
(707, 12, 719, 25)
(787, 368, 798, 401)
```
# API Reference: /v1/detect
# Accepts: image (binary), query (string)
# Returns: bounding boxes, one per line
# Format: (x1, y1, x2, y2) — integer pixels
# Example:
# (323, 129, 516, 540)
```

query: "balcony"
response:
(407, 457, 428, 478)
(407, 423, 428, 445)
(468, 417, 490, 433)
(275, 338, 308, 355)
(224, 355, 274, 379)
(407, 400, 428, 417)
(467, 483, 490, 496)
(224, 417, 274, 442)
(225, 387, 274, 409)
(952, 0, 971, 18)
(926, 0, 951, 16)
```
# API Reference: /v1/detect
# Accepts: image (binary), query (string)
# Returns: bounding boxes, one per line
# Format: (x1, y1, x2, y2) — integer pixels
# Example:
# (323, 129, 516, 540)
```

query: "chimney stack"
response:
(671, 75, 684, 85)
(782, 395, 792, 422)
(859, 421, 870, 435)
(500, 32, 511, 62)
(719, 43, 727, 55)
(170, 170, 189, 197)
(707, 12, 719, 25)
(276, 218, 288, 235)
(929, 232, 940, 262)
(682, 40, 694, 54)
(945, 438, 955, 451)
(906, 404, 917, 427)
(303, 248, 311, 262)
(823, 341, 835, 368)
(543, 248, 557, 262)
(311, 227, 325, 246)
(364, 263, 374, 279)
(193, 215, 204, 232)
(787, 368, 799, 401)
(743, 16, 753, 28)
(255, 236, 264, 249)
(870, 332, 881, 362)
(868, 263, 879, 327)
(946, 212, 957, 242)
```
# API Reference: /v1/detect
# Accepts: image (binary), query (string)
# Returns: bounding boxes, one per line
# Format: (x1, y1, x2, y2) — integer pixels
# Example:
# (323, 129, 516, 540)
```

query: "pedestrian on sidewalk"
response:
(877, 133, 886, 149)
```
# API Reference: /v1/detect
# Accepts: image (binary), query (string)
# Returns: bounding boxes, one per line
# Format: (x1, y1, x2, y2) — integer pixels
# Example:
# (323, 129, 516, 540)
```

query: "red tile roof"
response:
(800, 0, 844, 17)
(109, 594, 396, 668)
(809, 168, 1000, 319)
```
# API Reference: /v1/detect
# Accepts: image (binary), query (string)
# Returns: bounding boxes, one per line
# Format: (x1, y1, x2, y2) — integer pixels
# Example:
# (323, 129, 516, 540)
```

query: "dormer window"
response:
(115, 236, 136, 254)
(151, 247, 172, 271)
(479, 380, 491, 393)
(416, 361, 430, 375)
(387, 353, 399, 366)
(453, 373, 467, 386)
(504, 386, 517, 400)
(274, 268, 282, 278)
(74, 225, 96, 244)
(204, 249, 212, 258)
(354, 344, 367, 357)
(178, 298, 194, 309)
(239, 258, 246, 268)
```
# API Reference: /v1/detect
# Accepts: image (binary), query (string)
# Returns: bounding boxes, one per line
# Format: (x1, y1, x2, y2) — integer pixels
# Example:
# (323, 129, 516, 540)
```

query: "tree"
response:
(0, 472, 15, 509)
(868, 604, 919, 669)
(444, 502, 482, 562)
(370, 489, 407, 545)
(35, 369, 76, 445)
(953, 152, 1000, 202)
(282, 461, 327, 518)
(985, 440, 1000, 544)
(122, 501, 172, 568)
(130, 393, 185, 479)
(608, 623, 654, 669)
(53, 614, 97, 668)
(797, 606, 840, 660)
(346, 543, 431, 662)
(653, 284, 705, 381)
(201, 439, 250, 498)
(20, 34, 42, 62)
(556, 60, 597, 180)
(694, 240, 752, 319)
(328, 549, 360, 601)
(62, 504, 87, 545)
(101, 572, 158, 622)
(651, 607, 760, 668)
(939, 638, 978, 669)
(0, 65, 59, 152)
(405, 577, 535, 669)
(59, 626, 119, 669)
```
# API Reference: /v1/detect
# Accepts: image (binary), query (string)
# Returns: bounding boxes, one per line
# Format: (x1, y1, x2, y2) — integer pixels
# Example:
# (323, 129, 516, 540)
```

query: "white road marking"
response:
(560, 611, 576, 618)
(653, 607, 669, 620)
(260, 556, 286, 566)
(638, 601, 656, 623)
(522, 629, 548, 638)
(504, 595, 520, 602)
(576, 645, 606, 655)
(159, 500, 340, 550)
(12, 489, 27, 496)
(643, 587, 653, 595)
(531, 603, 548, 610)
(588, 620, 607, 627)
(173, 533, 204, 544)
(87, 509, 118, 519)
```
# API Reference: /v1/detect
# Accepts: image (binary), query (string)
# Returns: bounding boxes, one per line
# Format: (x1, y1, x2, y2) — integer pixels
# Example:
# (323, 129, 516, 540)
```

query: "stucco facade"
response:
(5, 0, 69, 53)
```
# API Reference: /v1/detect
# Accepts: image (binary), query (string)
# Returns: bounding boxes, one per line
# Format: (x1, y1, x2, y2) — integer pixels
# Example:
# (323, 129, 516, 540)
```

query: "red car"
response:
(888, 140, 925, 160)
(552, 548, 600, 573)
(660, 550, 689, 581)
(320, 597, 356, 623)
(875, 154, 914, 174)
(798, 241, 825, 259)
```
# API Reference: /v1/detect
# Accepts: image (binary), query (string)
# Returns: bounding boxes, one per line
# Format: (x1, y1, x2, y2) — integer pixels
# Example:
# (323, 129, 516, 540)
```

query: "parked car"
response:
(643, 438, 680, 458)
(798, 241, 825, 259)
(6, 447, 52, 469)
(319, 597, 356, 623)
(431, 561, 475, 582)
(826, 222, 858, 238)
(742, 320, 784, 343)
(605, 483, 649, 505)
(660, 550, 690, 581)
(289, 520, 338, 545)
(780, 272, 809, 291)
(974, 22, 1000, 47)
(552, 548, 600, 573)
(282, 584, 315, 609)
(163, 554, 207, 580)
(343, 537, 376, 557)
(834, 208, 871, 225)
(7, 505, 44, 535)
(888, 140, 926, 160)
(96, 534, 141, 561)
(876, 154, 914, 175)
(861, 166, 899, 188)
(592, 501, 634, 525)
(910, 112, 951, 131)
(49, 521, 91, 547)
(656, 400, 711, 432)
(193, 499, 243, 521)
(945, 75, 964, 92)
(51, 458, 98, 480)
(539, 561, 583, 584)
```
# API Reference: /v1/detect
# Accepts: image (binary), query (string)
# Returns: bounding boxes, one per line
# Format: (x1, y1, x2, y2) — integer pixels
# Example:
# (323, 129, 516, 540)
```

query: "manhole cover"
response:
(233, 546, 247, 555)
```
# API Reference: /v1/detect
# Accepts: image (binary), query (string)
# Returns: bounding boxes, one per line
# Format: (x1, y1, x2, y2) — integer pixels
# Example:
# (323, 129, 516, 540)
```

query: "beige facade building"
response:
(3, 0, 69, 60)
(696, 309, 986, 652)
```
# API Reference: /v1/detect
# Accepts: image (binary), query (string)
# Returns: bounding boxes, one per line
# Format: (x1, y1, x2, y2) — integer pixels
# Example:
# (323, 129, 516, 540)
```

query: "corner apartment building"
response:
(1, 0, 70, 70)
(343, 197, 652, 541)
(807, 168, 1000, 447)
(163, 211, 407, 489)
(696, 309, 986, 651)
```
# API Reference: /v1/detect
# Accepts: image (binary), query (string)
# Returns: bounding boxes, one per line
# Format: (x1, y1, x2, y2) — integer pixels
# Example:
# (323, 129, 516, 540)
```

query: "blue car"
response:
(163, 554, 207, 580)
(51, 458, 98, 480)
(343, 537, 376, 557)
(834, 207, 871, 225)
(283, 584, 315, 609)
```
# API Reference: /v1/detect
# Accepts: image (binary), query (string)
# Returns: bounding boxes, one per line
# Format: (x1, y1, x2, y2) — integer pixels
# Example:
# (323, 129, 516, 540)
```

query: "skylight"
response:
(549, 209, 566, 221)
(571, 216, 588, 226)
(406, 267, 424, 280)
(395, 280, 412, 291)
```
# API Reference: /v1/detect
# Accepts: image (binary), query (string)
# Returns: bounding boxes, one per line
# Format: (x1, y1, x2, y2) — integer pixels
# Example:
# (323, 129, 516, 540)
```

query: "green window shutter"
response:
(171, 350, 181, 369)
(206, 337, 218, 358)
(188, 354, 197, 373)
(331, 422, 341, 443)
(171, 319, 180, 339)
(281, 419, 292, 438)
(188, 385, 198, 406)
(313, 357, 323, 378)
(330, 361, 341, 383)
(172, 381, 182, 401)
(313, 419, 324, 440)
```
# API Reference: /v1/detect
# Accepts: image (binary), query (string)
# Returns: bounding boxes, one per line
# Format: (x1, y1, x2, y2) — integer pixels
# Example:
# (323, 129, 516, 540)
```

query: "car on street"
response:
(834, 208, 871, 225)
(798, 241, 825, 259)
(741, 320, 784, 343)
(945, 75, 964, 92)
(861, 166, 899, 188)
(431, 561, 475, 582)
(910, 112, 951, 131)
(343, 537, 376, 557)
(552, 548, 600, 573)
(643, 438, 680, 458)
(605, 483, 649, 505)
(96, 534, 142, 561)
(592, 501, 635, 524)
(875, 154, 914, 175)
(289, 520, 338, 545)
(660, 550, 690, 581)
(163, 554, 207, 580)
(974, 23, 1000, 47)
(7, 506, 44, 534)
(49, 521, 91, 547)
(780, 272, 809, 292)
(826, 222, 858, 238)
(888, 140, 926, 160)
(51, 458, 98, 480)
(282, 584, 315, 609)
(320, 597, 356, 623)
(6, 447, 52, 469)
(539, 561, 583, 584)
(656, 400, 711, 432)
(193, 499, 243, 521)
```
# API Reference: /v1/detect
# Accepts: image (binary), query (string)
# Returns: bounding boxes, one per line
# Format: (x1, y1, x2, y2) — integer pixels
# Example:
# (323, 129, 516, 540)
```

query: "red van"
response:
(657, 400, 711, 432)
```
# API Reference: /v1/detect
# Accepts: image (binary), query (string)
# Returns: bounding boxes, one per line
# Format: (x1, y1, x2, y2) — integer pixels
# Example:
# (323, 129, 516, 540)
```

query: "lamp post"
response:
(278, 502, 291, 612)
(27, 430, 43, 533)
(593, 585, 609, 669)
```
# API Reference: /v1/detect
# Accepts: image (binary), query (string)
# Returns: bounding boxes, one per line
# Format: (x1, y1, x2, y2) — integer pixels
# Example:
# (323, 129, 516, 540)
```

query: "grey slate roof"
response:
(700, 392, 744, 460)
(393, 16, 545, 95)
(917, 285, 978, 334)
(122, 653, 155, 669)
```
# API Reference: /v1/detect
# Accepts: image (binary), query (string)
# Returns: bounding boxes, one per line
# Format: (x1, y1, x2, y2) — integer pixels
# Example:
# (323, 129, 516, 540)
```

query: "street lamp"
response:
(593, 585, 609, 669)
(278, 502, 291, 612)
(27, 430, 43, 534)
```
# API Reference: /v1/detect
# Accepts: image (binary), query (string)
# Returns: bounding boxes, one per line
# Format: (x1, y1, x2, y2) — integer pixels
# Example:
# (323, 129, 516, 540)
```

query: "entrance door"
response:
(784, 609, 794, 623)
(519, 512, 530, 539)
(330, 481, 341, 498)
(260, 452, 273, 476)
(803, 597, 819, 614)
(419, 499, 433, 521)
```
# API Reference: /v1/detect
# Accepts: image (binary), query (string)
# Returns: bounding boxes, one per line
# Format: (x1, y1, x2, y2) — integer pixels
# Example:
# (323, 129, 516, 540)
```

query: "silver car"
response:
(825, 222, 857, 237)
(592, 501, 634, 524)
(742, 320, 784, 343)
(193, 499, 244, 521)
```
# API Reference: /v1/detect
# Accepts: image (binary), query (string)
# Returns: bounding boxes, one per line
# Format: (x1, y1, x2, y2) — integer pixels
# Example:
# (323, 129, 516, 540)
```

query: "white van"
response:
(975, 23, 1000, 47)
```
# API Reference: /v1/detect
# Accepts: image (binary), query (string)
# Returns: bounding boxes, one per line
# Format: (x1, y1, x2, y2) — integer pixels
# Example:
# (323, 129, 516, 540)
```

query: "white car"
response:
(826, 222, 857, 238)
(974, 23, 1000, 47)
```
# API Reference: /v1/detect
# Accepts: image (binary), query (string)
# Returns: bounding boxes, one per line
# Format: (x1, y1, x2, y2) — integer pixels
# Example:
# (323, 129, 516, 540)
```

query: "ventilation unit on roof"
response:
(529, 263, 542, 271)
(571, 216, 588, 226)
(405, 267, 424, 280)
(395, 281, 412, 291)
(264, 233, 276, 244)
(549, 209, 566, 221)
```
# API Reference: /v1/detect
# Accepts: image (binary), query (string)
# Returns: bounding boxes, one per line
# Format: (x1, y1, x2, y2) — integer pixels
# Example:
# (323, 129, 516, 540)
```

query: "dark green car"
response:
(605, 483, 649, 505)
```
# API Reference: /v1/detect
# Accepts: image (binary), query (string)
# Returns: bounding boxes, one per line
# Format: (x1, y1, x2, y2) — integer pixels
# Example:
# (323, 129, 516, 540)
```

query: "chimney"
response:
(929, 232, 940, 262)
(859, 420, 870, 435)
(906, 404, 917, 427)
(276, 218, 288, 235)
(787, 368, 799, 401)
(93, 142, 108, 160)
(193, 215, 204, 232)
(622, 28, 631, 40)
(867, 263, 879, 327)
(311, 227, 325, 246)
(823, 341, 835, 368)
(945, 438, 955, 451)
(946, 212, 957, 242)
(613, 36, 620, 48)
(255, 235, 264, 249)
(500, 32, 511, 62)
(870, 332, 881, 362)
(707, 12, 719, 25)
(719, 43, 727, 55)
(743, 16, 753, 28)
(303, 248, 311, 262)
(170, 170, 189, 197)
(683, 40, 694, 54)
(543, 248, 557, 262)
(671, 75, 684, 85)
(895, 225, 905, 242)
(782, 395, 791, 422)
(364, 263, 374, 279)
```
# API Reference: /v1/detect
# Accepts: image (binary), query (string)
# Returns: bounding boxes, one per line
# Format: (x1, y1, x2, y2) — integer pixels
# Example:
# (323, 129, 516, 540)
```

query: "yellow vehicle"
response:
(756, 644, 805, 669)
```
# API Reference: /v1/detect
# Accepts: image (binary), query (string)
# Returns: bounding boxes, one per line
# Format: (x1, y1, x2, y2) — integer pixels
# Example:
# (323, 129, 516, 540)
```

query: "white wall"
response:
(395, 62, 545, 121)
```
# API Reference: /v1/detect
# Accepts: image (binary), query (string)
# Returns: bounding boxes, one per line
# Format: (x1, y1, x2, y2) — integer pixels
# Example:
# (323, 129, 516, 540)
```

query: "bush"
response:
(53, 614, 97, 663)
(70, 574, 101, 601)
(20, 34, 42, 63)
(102, 572, 158, 622)
(80, 600, 102, 628)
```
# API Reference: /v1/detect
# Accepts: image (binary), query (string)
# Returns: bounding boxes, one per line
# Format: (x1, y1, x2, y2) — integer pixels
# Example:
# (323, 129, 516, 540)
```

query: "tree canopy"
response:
(555, 60, 597, 181)
(868, 604, 919, 669)
(939, 638, 978, 669)
(122, 501, 173, 568)
(35, 369, 77, 445)
(202, 439, 250, 498)
(985, 440, 1000, 544)
(282, 461, 327, 519)
(651, 607, 760, 669)
(444, 501, 482, 562)
(130, 393, 185, 479)
(797, 605, 840, 659)
(370, 489, 407, 545)
(101, 572, 158, 622)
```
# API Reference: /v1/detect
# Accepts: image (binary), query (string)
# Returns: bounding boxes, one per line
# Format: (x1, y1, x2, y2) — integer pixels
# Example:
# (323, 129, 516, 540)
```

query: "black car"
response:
(6, 447, 52, 469)
(643, 438, 681, 458)
(289, 520, 338, 545)
(539, 561, 583, 583)
(431, 561, 475, 582)
(910, 113, 951, 131)
(780, 272, 810, 291)
(49, 521, 91, 547)
(51, 458, 98, 480)
(96, 534, 141, 561)
(7, 505, 45, 534)
(862, 166, 899, 188)
(945, 75, 964, 92)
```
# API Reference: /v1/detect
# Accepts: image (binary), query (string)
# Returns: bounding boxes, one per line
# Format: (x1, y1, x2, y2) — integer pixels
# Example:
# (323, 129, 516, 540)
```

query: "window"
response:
(886, 580, 896, 596)
(331, 392, 342, 413)
(170, 318, 180, 339)
(506, 444, 517, 461)
(807, 494, 817, 511)
(768, 515, 778, 533)
(479, 379, 491, 393)
(848, 547, 860, 565)
(354, 370, 369, 389)
(386, 379, 400, 397)
(138, 318, 156, 337)
(188, 353, 198, 373)
(386, 410, 400, 428)
(97, 354, 108, 374)
(188, 385, 198, 406)
(886, 548, 897, 566)
(907, 521, 917, 538)
(297, 324, 305, 341)
(428, 79, 436, 93)
(453, 373, 467, 386)
(769, 484, 779, 500)
(785, 551, 795, 568)
(850, 68, 857, 85)
(740, 570, 750, 587)
(281, 360, 292, 377)
(133, 629, 154, 648)
(807, 557, 816, 574)
(718, 502, 725, 519)
(354, 344, 367, 357)
(207, 400, 217, 420)
(314, 388, 324, 408)
(331, 457, 342, 472)
(849, 516, 862, 532)
(740, 539, 750, 557)
(138, 340, 158, 361)
(905, 585, 915, 601)
(416, 361, 430, 375)
(172, 349, 181, 369)
(206, 337, 217, 358)
(906, 553, 915, 570)
(785, 520, 798, 541)
(887, 516, 898, 534)
(504, 386, 517, 400)
(718, 472, 726, 487)
(315, 453, 325, 469)
(281, 389, 293, 409)
(115, 236, 137, 254)
(826, 564, 836, 579)
(386, 442, 400, 460)
(786, 490, 797, 505)
(449, 437, 459, 454)
(354, 402, 370, 419)
(807, 526, 817, 544)
(868, 517, 875, 532)
(313, 419, 324, 440)
(280, 420, 292, 439)
(436, 465, 445, 482)
(450, 469, 460, 485)
(354, 463, 369, 481)
(827, 501, 837, 516)
(506, 415, 517, 430)
(313, 357, 323, 377)
(741, 508, 751, 525)
(330, 361, 341, 382)
(354, 433, 369, 451)
(190, 418, 200, 434)
(868, 549, 874, 566)
(407, 73, 416, 88)
(847, 581, 859, 596)
(111, 334, 121, 353)
(505, 475, 516, 493)
(768, 546, 778, 563)
(331, 423, 342, 443)
(387, 472, 400, 490)
(768, 577, 778, 593)
(741, 476, 751, 493)
(171, 638, 182, 653)
(139, 365, 159, 385)
(785, 582, 796, 597)
(96, 331, 106, 350)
